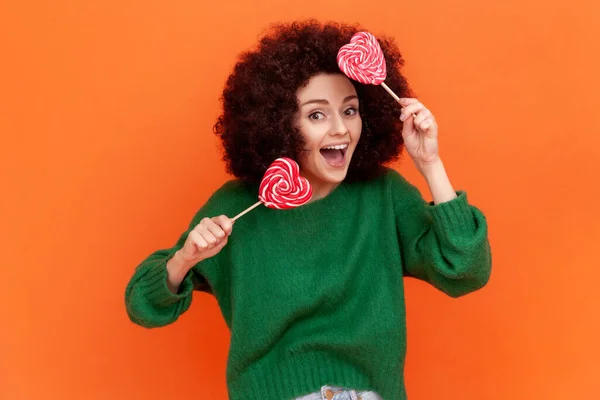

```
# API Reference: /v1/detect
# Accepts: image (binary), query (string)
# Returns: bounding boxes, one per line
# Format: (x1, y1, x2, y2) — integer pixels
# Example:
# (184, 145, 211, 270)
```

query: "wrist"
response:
(416, 157, 443, 180)
(418, 157, 458, 204)
(170, 250, 197, 273)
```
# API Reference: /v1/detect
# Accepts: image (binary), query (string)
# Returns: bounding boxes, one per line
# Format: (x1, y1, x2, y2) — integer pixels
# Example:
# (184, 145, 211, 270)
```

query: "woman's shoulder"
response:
(214, 178, 258, 201)
(342, 167, 415, 205)
(200, 178, 258, 216)
(358, 166, 412, 190)
(366, 166, 423, 204)
(214, 178, 257, 196)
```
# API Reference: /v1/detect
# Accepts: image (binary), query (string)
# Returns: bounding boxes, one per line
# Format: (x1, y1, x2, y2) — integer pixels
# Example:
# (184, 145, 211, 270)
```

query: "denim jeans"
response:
(294, 384, 383, 400)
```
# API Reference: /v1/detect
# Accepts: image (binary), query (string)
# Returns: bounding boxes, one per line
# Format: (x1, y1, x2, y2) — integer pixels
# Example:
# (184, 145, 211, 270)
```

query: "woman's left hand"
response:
(399, 98, 440, 167)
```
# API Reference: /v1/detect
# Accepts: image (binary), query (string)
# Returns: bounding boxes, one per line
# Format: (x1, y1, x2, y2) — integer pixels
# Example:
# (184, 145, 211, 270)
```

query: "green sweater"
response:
(125, 168, 492, 400)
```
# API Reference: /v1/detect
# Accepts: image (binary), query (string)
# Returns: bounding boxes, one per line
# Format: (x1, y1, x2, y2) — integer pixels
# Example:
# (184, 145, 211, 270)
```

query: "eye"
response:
(308, 111, 325, 120)
(344, 107, 358, 116)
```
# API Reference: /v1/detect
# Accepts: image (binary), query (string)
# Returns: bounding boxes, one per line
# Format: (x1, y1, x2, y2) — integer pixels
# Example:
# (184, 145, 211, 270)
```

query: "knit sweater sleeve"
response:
(124, 182, 238, 328)
(124, 220, 215, 329)
(388, 169, 492, 298)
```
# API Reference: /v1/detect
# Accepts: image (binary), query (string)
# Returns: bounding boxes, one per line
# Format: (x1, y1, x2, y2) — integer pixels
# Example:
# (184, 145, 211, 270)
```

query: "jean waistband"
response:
(294, 384, 383, 400)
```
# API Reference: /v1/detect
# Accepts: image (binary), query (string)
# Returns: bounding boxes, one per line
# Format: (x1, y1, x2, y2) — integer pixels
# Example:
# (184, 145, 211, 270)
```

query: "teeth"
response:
(322, 144, 348, 150)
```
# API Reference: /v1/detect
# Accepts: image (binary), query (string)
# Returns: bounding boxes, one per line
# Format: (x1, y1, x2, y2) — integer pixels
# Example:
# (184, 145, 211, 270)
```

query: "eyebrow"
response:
(300, 95, 359, 107)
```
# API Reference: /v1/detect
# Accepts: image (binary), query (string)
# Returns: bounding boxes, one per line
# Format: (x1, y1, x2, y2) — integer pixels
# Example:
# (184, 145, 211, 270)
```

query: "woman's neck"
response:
(306, 180, 340, 203)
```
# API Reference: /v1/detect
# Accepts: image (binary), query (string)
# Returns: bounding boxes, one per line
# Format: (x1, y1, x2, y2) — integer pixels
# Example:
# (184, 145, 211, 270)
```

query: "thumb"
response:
(401, 113, 416, 140)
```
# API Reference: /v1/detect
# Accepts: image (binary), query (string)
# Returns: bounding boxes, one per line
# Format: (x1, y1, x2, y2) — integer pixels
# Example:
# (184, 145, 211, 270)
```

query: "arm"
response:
(124, 218, 215, 329)
(395, 98, 492, 297)
(392, 168, 492, 298)
(124, 181, 238, 329)
(166, 250, 197, 294)
(418, 158, 457, 205)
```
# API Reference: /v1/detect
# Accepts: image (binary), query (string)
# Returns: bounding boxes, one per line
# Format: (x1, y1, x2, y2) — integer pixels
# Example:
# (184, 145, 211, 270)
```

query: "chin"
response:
(300, 153, 353, 188)
(323, 168, 348, 182)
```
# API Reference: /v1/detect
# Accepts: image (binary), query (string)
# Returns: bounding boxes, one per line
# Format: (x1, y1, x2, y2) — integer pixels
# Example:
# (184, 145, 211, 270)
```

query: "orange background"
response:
(2, 1, 599, 399)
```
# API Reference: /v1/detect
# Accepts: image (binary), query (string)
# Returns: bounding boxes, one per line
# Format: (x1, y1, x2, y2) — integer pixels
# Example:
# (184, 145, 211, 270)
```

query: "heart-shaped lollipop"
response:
(258, 157, 312, 209)
(337, 31, 387, 85)
(337, 31, 401, 103)
(232, 157, 312, 221)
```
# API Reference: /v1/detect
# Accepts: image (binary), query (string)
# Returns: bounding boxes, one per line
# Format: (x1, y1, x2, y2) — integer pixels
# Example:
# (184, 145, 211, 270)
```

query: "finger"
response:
(401, 112, 415, 136)
(213, 236, 228, 252)
(213, 215, 233, 236)
(413, 109, 432, 126)
(203, 217, 227, 239)
(399, 98, 419, 106)
(400, 105, 425, 122)
(419, 116, 434, 131)
(197, 217, 221, 238)
(196, 223, 218, 248)
(189, 230, 208, 250)
(400, 103, 426, 121)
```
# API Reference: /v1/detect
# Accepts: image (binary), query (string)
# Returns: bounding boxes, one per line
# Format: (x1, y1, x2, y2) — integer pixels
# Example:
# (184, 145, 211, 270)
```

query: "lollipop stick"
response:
(381, 82, 401, 103)
(232, 201, 262, 222)
(381, 82, 418, 118)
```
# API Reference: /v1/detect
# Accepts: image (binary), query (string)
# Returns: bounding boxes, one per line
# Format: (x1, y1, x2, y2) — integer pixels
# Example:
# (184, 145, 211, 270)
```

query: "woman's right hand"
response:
(165, 215, 232, 294)
(167, 215, 233, 294)
(178, 215, 233, 266)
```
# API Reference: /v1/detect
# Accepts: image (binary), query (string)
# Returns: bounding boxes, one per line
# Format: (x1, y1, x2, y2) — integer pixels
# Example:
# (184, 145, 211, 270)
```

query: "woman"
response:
(125, 20, 492, 400)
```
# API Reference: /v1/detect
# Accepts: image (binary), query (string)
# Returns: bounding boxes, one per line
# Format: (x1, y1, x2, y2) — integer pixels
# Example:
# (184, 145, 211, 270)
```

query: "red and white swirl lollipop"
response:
(337, 31, 401, 103)
(258, 158, 312, 209)
(232, 157, 312, 221)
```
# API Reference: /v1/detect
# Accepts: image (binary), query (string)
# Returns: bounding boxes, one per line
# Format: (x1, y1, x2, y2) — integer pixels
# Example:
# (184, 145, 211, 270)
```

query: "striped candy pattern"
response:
(337, 31, 387, 85)
(259, 158, 312, 209)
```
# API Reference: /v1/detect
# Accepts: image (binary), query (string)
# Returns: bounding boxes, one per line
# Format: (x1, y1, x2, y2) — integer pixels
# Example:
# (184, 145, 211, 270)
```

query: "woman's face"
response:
(294, 73, 362, 199)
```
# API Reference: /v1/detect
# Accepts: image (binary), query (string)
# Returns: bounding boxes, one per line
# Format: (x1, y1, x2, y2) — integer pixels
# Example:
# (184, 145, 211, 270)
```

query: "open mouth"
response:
(319, 143, 348, 168)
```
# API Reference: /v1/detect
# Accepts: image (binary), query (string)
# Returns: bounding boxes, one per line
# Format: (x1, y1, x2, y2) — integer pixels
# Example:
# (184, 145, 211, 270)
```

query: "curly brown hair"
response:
(213, 20, 412, 183)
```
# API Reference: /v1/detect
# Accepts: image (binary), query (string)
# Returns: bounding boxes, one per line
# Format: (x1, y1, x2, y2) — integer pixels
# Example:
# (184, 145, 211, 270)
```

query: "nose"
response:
(330, 114, 349, 136)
